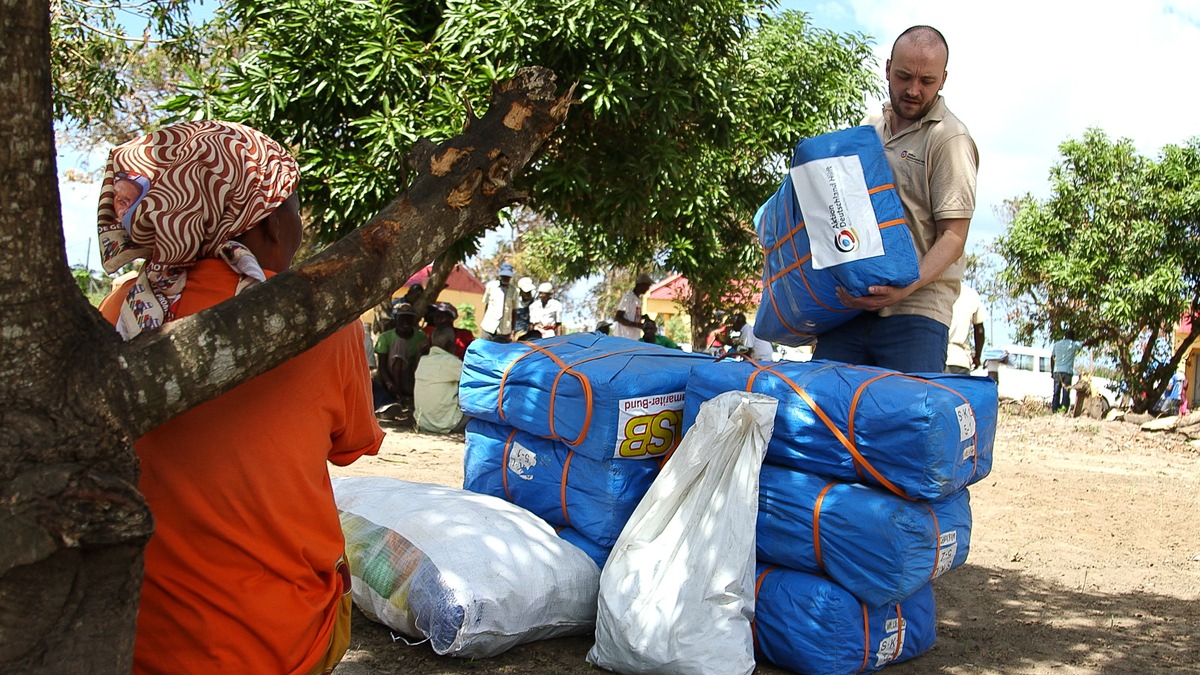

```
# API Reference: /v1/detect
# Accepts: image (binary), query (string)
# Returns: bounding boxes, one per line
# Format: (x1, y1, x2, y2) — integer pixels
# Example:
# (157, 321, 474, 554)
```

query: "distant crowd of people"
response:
(479, 262, 564, 342)
(369, 284, 473, 434)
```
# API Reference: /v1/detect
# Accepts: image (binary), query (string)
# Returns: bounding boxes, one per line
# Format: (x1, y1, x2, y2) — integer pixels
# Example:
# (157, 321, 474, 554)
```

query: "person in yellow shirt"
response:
(414, 326, 468, 433)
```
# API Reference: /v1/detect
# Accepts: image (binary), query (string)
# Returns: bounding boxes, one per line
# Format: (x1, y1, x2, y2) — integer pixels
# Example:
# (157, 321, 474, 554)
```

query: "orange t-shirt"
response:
(100, 259, 383, 675)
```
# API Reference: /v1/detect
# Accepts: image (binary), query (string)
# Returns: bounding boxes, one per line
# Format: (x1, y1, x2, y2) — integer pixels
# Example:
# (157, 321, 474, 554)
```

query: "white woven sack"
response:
(587, 391, 778, 674)
(333, 477, 600, 657)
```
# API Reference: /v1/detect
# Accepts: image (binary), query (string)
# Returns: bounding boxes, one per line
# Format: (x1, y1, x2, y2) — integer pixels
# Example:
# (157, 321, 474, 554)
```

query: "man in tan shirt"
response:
(814, 25, 979, 372)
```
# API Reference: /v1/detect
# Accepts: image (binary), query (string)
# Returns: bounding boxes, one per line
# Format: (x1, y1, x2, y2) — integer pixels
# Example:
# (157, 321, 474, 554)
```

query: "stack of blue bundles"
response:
(460, 334, 711, 566)
(683, 358, 998, 672)
(463, 420, 659, 568)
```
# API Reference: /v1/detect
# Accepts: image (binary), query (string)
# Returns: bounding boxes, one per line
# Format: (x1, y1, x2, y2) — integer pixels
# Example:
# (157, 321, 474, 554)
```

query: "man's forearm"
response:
(913, 218, 970, 293)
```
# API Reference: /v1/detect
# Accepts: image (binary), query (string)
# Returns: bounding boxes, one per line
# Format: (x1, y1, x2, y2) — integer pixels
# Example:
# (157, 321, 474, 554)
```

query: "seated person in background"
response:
(595, 320, 612, 335)
(414, 326, 468, 434)
(421, 301, 475, 359)
(727, 312, 774, 361)
(640, 315, 680, 349)
(375, 303, 426, 401)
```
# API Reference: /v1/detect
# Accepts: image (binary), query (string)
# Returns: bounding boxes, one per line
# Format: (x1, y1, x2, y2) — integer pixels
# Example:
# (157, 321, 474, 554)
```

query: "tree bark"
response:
(0, 2, 572, 670)
(416, 249, 462, 317)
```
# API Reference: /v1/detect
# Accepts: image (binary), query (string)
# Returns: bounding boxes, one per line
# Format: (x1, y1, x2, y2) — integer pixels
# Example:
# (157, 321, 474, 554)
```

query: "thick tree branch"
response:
(102, 70, 575, 438)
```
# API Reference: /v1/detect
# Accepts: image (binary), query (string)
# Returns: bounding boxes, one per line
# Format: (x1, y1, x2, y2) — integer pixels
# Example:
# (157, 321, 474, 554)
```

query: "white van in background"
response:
(975, 345, 1119, 412)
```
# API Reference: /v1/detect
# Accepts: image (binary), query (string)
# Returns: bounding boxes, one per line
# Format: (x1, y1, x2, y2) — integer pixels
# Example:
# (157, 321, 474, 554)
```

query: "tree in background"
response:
(51, 0, 227, 148)
(520, 10, 879, 341)
(156, 2, 876, 339)
(6, 0, 571, 663)
(996, 129, 1200, 412)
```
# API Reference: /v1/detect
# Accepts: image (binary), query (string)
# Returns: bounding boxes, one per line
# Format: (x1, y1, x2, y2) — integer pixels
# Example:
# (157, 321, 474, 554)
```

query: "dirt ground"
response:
(328, 406, 1200, 674)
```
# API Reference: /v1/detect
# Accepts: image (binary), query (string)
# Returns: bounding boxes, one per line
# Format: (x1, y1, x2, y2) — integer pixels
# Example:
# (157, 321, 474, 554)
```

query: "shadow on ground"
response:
(337, 562, 1199, 674)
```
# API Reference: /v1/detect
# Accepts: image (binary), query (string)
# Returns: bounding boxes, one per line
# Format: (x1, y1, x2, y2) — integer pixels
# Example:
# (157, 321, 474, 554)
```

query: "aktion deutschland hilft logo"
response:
(835, 228, 859, 253)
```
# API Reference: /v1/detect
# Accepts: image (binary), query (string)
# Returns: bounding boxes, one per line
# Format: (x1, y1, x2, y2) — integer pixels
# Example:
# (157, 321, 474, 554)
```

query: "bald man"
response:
(816, 25, 979, 373)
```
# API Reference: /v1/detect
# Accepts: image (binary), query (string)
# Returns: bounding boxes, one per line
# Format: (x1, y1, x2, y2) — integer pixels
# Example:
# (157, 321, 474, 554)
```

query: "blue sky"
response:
(58, 0, 1200, 344)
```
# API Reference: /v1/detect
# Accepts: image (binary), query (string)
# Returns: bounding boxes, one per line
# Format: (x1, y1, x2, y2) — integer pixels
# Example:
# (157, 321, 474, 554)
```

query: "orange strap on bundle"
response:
(499, 427, 520, 501)
(494, 340, 663, 447)
(811, 482, 838, 573)
(759, 181, 906, 340)
(560, 450, 575, 527)
(744, 362, 913, 501)
(750, 565, 778, 652)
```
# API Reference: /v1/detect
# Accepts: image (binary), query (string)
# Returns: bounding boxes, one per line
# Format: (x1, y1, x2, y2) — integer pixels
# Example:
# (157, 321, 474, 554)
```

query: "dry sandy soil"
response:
(329, 405, 1200, 675)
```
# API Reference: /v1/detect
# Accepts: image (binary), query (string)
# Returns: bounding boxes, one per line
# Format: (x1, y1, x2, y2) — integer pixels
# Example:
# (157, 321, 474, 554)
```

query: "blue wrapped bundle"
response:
(754, 565, 937, 675)
(683, 359, 996, 500)
(757, 463, 972, 606)
(460, 333, 710, 461)
(463, 419, 661, 548)
(555, 526, 612, 569)
(755, 125, 920, 343)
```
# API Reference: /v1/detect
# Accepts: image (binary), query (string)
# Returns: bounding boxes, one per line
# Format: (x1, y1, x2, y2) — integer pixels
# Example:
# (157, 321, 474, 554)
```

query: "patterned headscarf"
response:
(97, 120, 299, 340)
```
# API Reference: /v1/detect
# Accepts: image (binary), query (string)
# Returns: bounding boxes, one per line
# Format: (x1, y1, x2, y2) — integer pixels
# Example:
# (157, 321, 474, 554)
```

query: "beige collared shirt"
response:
(414, 346, 465, 434)
(865, 96, 978, 327)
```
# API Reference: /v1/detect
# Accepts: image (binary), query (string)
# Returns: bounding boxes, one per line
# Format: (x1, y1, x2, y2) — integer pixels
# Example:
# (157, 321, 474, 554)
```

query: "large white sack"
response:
(334, 477, 600, 658)
(587, 391, 777, 675)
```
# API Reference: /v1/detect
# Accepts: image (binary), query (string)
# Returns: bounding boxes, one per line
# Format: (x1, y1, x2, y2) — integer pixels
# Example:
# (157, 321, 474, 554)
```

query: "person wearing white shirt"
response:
(945, 283, 987, 374)
(530, 282, 564, 338)
(480, 262, 518, 341)
(728, 313, 774, 361)
(613, 273, 653, 340)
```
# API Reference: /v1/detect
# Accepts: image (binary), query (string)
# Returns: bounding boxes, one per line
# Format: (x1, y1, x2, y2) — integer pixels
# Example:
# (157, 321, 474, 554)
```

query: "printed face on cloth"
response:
(97, 121, 300, 340)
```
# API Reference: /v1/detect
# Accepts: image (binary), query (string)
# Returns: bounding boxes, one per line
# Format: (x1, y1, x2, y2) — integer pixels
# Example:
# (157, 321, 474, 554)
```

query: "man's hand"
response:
(836, 284, 914, 312)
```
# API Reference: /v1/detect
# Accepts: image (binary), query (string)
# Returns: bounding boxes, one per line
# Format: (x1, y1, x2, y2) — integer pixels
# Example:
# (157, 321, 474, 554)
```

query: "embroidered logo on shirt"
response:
(899, 149, 926, 166)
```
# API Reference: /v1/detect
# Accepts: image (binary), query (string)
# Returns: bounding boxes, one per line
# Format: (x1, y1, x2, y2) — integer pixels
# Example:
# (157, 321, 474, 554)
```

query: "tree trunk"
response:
(0, 2, 573, 669)
(415, 249, 462, 317)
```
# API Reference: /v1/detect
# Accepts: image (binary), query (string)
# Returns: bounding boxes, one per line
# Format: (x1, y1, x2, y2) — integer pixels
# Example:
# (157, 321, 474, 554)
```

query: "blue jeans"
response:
(1052, 371, 1073, 411)
(813, 313, 950, 373)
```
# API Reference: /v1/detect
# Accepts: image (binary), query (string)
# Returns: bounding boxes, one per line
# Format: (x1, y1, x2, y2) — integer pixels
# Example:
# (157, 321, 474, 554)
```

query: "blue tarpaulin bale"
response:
(755, 125, 920, 344)
(753, 565, 936, 675)
(555, 527, 611, 570)
(463, 419, 661, 549)
(683, 359, 997, 500)
(460, 333, 710, 461)
(757, 463, 972, 606)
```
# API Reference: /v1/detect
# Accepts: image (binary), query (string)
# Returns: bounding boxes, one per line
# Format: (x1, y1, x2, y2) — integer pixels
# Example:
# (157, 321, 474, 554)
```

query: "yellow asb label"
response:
(615, 392, 686, 459)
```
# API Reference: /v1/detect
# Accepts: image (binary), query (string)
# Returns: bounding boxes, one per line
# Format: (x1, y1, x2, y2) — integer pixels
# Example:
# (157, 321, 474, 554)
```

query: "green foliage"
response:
(995, 129, 1200, 412)
(51, 0, 215, 146)
(159, 2, 877, 338)
(71, 264, 110, 306)
(455, 303, 478, 334)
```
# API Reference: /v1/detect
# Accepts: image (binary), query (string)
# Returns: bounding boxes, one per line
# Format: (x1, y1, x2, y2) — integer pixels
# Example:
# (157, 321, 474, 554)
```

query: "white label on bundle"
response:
(874, 617, 907, 667)
(955, 402, 976, 443)
(507, 442, 538, 479)
(614, 392, 686, 459)
(934, 530, 959, 578)
(790, 155, 884, 270)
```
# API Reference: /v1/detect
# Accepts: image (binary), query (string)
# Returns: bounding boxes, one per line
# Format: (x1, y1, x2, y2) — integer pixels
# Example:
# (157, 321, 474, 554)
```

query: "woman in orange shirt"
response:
(96, 121, 383, 674)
